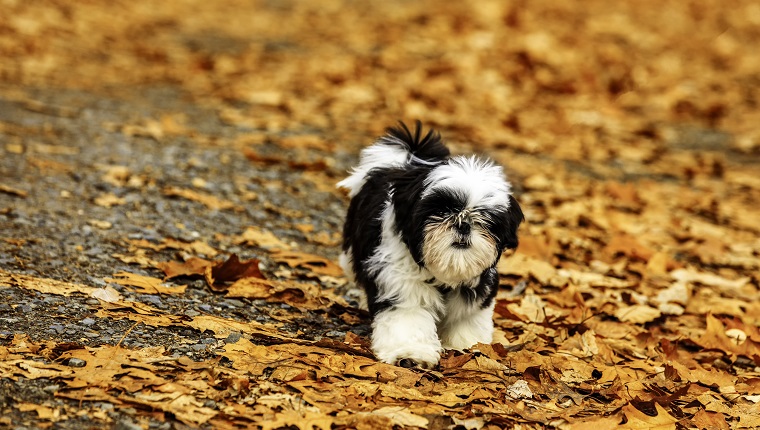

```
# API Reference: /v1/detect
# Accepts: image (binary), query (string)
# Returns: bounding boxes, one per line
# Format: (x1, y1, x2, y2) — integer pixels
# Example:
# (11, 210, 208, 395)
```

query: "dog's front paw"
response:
(439, 304, 495, 351)
(373, 339, 441, 369)
(371, 307, 442, 368)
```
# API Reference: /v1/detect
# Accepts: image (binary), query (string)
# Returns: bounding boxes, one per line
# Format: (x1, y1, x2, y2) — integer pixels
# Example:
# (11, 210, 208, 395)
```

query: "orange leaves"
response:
(270, 250, 344, 278)
(204, 254, 264, 289)
(0, 270, 95, 296)
(3, 0, 760, 427)
(163, 186, 241, 211)
(696, 315, 760, 361)
(225, 277, 341, 310)
(106, 272, 187, 295)
(156, 257, 213, 280)
(621, 402, 678, 430)
(157, 254, 263, 290)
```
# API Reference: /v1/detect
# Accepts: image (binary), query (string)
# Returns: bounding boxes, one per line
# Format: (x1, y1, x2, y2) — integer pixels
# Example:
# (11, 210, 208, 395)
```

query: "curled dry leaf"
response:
(157, 257, 213, 281)
(615, 305, 662, 324)
(0, 183, 28, 197)
(226, 277, 345, 310)
(204, 254, 264, 291)
(163, 186, 240, 211)
(234, 226, 291, 250)
(620, 402, 678, 430)
(106, 271, 187, 295)
(270, 250, 344, 277)
(93, 193, 126, 208)
(157, 254, 263, 291)
(1, 270, 95, 296)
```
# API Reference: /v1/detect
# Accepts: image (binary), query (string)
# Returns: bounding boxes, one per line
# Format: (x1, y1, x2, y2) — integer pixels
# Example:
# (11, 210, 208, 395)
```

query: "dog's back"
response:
(337, 121, 449, 197)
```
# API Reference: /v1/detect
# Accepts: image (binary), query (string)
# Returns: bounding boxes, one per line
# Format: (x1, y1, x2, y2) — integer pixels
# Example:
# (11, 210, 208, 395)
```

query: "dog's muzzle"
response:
(452, 210, 473, 248)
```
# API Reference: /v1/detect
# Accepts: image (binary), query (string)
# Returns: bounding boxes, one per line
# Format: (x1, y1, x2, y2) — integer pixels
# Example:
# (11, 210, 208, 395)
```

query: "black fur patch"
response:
(342, 172, 393, 316)
(447, 267, 499, 308)
(483, 194, 524, 252)
(384, 120, 450, 163)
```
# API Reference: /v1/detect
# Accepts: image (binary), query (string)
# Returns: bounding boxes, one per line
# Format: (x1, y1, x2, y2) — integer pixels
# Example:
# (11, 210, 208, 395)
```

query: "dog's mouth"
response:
(452, 240, 471, 249)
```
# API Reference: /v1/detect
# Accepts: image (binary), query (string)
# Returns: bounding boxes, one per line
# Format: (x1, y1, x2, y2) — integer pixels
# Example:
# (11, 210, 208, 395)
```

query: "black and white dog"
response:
(338, 121, 524, 368)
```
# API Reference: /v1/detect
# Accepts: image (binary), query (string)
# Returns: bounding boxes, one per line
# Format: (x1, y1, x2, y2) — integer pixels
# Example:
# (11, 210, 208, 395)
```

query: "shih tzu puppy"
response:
(338, 121, 524, 368)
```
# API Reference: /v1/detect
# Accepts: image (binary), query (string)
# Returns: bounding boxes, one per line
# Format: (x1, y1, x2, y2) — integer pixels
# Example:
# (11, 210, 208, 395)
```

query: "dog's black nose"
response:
(456, 222, 471, 235)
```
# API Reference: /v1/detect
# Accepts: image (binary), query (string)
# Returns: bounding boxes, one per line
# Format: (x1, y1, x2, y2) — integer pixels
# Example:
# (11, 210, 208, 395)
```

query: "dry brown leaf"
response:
(565, 415, 623, 430)
(497, 253, 558, 285)
(106, 271, 187, 295)
(603, 234, 655, 262)
(270, 250, 343, 277)
(226, 277, 345, 310)
(90, 286, 122, 303)
(234, 226, 291, 250)
(558, 269, 633, 288)
(157, 257, 214, 280)
(111, 251, 159, 268)
(163, 186, 240, 211)
(695, 314, 760, 359)
(615, 305, 662, 324)
(1, 270, 95, 296)
(620, 402, 678, 430)
(0, 183, 28, 197)
(93, 193, 126, 207)
(204, 254, 264, 291)
(14, 403, 62, 421)
(185, 315, 280, 340)
(691, 409, 730, 430)
(260, 410, 334, 430)
(161, 238, 219, 258)
(671, 268, 749, 291)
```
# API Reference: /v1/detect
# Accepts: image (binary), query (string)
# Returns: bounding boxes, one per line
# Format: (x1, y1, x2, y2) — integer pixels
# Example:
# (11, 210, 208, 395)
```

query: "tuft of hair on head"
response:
(382, 120, 450, 164)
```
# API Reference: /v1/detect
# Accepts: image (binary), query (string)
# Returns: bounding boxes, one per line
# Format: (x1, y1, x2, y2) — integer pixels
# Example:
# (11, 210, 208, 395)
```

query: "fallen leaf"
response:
(90, 286, 122, 303)
(620, 402, 678, 430)
(106, 271, 188, 295)
(14, 403, 62, 421)
(234, 226, 291, 250)
(0, 183, 28, 197)
(691, 409, 729, 430)
(695, 314, 760, 359)
(163, 186, 240, 211)
(1, 270, 94, 296)
(615, 305, 662, 324)
(270, 250, 343, 277)
(157, 257, 214, 280)
(204, 254, 264, 290)
(93, 193, 126, 207)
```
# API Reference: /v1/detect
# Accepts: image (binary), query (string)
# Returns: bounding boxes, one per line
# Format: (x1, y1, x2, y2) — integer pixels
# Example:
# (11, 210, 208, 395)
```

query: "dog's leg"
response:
(371, 305, 442, 368)
(438, 299, 495, 351)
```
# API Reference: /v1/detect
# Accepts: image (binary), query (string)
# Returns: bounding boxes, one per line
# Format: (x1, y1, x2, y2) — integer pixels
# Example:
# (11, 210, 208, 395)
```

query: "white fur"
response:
(339, 248, 369, 311)
(338, 249, 355, 283)
(336, 138, 410, 197)
(369, 203, 446, 312)
(366, 202, 446, 366)
(422, 221, 497, 285)
(371, 306, 442, 368)
(424, 156, 511, 208)
(439, 299, 495, 350)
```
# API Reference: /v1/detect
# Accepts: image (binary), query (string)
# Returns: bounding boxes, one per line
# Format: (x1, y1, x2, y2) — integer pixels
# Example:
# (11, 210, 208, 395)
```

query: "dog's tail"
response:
(337, 121, 450, 196)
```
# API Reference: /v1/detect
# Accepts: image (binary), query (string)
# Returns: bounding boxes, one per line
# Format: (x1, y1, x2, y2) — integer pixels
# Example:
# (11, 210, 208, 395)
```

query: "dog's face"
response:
(395, 157, 524, 286)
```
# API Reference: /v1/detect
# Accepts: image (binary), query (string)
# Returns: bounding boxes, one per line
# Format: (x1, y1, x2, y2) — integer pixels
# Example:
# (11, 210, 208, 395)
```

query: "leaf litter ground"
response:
(1, 0, 760, 429)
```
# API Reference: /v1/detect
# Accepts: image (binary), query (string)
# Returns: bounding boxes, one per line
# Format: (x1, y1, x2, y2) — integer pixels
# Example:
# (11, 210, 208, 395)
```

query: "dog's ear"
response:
(497, 195, 524, 251)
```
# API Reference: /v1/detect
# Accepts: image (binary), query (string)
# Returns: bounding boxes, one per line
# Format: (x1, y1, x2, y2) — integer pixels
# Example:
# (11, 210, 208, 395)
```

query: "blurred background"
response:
(2, 1, 760, 428)
(3, 0, 759, 151)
